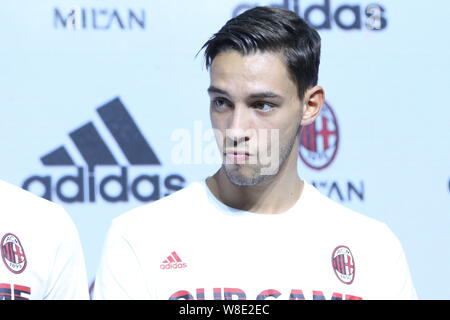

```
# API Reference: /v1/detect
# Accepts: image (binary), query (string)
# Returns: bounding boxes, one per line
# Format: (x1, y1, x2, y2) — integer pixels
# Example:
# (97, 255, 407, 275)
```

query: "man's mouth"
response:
(224, 150, 252, 163)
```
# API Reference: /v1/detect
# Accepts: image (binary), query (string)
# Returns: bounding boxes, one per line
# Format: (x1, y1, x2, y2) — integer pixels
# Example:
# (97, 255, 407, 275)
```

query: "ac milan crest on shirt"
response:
(160, 251, 187, 270)
(332, 246, 355, 285)
(1, 233, 27, 274)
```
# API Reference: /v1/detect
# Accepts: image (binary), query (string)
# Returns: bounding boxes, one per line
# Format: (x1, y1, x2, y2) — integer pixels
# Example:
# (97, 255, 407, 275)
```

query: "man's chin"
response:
(223, 164, 271, 187)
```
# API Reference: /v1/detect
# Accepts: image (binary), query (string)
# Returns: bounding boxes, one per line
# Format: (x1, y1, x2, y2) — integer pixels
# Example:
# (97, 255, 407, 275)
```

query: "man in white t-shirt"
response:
(93, 6, 417, 300)
(0, 180, 89, 300)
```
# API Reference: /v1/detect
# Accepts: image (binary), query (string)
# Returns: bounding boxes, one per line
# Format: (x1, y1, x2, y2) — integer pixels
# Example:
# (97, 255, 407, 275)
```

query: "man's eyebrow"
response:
(207, 86, 229, 96)
(247, 92, 283, 100)
(208, 86, 283, 100)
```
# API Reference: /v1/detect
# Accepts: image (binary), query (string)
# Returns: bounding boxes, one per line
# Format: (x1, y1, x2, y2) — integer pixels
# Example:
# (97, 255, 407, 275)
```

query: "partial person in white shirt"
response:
(0, 180, 89, 300)
(93, 6, 417, 300)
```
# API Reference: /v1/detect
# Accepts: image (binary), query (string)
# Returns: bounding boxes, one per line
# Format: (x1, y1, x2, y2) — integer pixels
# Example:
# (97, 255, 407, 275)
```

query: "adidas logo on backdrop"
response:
(22, 97, 186, 203)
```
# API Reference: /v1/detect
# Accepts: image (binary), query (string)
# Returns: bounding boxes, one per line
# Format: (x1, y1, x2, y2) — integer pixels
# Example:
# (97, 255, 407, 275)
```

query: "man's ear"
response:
(301, 86, 325, 126)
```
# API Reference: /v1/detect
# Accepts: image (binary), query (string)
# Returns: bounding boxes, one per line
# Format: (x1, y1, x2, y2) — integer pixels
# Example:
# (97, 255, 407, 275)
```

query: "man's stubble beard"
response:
(222, 128, 300, 187)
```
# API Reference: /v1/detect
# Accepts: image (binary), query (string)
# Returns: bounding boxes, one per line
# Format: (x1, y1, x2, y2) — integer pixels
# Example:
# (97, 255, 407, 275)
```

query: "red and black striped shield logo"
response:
(1, 233, 27, 274)
(332, 245, 355, 285)
(299, 101, 339, 170)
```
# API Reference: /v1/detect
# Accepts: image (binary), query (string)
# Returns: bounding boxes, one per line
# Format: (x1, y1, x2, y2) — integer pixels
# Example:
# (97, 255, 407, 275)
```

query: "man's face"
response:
(208, 50, 303, 186)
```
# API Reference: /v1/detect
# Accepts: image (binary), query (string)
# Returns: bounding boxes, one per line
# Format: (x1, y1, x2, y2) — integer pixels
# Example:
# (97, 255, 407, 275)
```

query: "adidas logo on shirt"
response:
(160, 251, 187, 270)
(22, 97, 186, 203)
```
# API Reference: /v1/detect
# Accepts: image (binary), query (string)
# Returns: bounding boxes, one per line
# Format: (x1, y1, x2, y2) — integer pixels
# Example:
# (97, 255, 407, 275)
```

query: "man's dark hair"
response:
(201, 6, 321, 100)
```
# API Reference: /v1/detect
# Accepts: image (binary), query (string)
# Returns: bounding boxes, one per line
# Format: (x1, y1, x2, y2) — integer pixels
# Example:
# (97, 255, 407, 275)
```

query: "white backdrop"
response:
(0, 0, 449, 299)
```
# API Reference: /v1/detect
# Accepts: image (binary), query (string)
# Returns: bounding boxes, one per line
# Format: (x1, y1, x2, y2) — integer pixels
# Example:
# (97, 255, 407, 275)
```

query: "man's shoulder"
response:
(112, 181, 205, 227)
(303, 182, 389, 232)
(302, 182, 403, 252)
(0, 179, 72, 225)
(0, 180, 82, 262)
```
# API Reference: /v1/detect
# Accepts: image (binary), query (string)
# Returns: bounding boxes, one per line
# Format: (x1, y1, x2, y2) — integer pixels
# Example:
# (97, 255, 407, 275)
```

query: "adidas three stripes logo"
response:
(41, 97, 160, 168)
(160, 251, 187, 270)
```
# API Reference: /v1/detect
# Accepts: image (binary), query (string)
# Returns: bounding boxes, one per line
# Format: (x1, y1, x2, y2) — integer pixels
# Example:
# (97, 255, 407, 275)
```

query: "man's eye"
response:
(254, 102, 274, 113)
(212, 98, 231, 111)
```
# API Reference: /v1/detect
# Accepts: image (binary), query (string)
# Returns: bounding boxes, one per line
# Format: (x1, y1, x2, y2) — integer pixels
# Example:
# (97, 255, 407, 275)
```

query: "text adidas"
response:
(160, 262, 188, 270)
(233, 0, 387, 31)
(22, 167, 185, 203)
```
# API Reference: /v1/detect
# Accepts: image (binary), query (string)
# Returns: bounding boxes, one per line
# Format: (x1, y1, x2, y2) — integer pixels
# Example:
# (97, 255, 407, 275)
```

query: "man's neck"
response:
(206, 150, 303, 214)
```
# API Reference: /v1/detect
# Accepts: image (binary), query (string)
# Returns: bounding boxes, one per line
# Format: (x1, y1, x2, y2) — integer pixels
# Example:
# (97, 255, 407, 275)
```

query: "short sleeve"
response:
(377, 224, 418, 300)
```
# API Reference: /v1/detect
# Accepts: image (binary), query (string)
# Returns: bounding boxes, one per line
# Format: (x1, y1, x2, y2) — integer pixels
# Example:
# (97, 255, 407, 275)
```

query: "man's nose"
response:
(226, 105, 252, 146)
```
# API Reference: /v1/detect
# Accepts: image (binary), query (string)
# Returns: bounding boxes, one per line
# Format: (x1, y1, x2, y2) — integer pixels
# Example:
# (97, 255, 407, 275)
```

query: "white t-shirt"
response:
(0, 180, 89, 300)
(93, 180, 417, 300)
